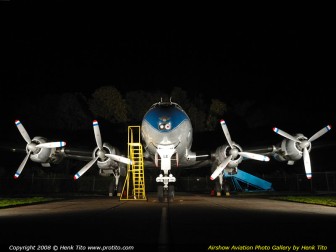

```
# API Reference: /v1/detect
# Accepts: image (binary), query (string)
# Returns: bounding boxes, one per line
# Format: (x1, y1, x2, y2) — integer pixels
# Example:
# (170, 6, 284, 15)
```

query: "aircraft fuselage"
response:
(141, 101, 193, 168)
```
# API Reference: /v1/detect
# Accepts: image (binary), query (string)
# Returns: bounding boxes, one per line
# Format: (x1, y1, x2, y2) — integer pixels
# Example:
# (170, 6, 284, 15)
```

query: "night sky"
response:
(0, 3, 335, 145)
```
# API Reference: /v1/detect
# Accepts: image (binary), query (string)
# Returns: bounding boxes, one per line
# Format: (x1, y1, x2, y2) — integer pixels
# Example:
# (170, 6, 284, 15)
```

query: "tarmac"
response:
(0, 192, 335, 252)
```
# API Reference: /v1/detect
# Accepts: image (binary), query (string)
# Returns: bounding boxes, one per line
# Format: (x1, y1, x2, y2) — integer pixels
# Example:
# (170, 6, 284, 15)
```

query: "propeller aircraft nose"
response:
(229, 148, 239, 158)
(299, 140, 310, 149)
(27, 143, 37, 152)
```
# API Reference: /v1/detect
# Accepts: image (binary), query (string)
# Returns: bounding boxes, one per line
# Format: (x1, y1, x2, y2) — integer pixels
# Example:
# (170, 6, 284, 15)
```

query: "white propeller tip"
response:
(265, 157, 270, 162)
(220, 120, 225, 124)
(273, 127, 278, 133)
(36, 141, 67, 148)
(14, 174, 20, 179)
(93, 120, 98, 126)
(306, 174, 312, 179)
(74, 174, 80, 180)
(327, 125, 332, 131)
(210, 176, 215, 180)
(15, 120, 21, 125)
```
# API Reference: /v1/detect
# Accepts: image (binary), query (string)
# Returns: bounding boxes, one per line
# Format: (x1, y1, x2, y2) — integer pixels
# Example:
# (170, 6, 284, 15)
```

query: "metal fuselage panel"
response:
(141, 103, 193, 167)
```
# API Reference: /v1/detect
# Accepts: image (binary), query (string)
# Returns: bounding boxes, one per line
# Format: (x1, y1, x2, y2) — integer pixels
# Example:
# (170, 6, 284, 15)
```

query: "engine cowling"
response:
(94, 143, 125, 172)
(28, 136, 64, 165)
(273, 134, 312, 164)
(214, 143, 243, 169)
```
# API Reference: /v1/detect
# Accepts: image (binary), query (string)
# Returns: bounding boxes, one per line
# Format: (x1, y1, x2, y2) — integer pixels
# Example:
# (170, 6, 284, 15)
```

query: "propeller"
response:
(14, 120, 66, 179)
(73, 120, 132, 180)
(210, 120, 270, 180)
(273, 125, 332, 179)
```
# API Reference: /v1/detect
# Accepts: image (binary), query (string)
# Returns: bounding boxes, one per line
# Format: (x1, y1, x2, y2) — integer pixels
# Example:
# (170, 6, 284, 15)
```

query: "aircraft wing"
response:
(61, 147, 93, 162)
(242, 145, 276, 156)
(0, 142, 27, 154)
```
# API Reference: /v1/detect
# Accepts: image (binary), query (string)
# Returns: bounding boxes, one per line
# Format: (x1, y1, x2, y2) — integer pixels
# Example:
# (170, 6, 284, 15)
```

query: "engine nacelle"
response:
(94, 143, 125, 172)
(29, 136, 64, 165)
(214, 143, 243, 169)
(273, 134, 311, 164)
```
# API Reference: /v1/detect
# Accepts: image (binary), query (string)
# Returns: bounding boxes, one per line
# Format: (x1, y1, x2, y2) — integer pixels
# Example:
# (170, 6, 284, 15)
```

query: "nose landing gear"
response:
(157, 184, 175, 203)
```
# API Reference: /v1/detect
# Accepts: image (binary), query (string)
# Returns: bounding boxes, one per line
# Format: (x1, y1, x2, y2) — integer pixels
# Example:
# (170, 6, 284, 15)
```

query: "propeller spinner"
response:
(73, 120, 132, 180)
(210, 120, 270, 180)
(14, 120, 66, 179)
(273, 125, 332, 179)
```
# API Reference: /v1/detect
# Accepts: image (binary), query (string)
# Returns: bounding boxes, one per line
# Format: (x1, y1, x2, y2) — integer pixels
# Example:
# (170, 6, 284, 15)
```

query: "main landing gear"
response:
(214, 180, 231, 197)
(157, 184, 175, 203)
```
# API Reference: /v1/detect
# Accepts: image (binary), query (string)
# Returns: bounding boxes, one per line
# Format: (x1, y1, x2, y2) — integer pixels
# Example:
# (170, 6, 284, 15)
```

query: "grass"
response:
(0, 197, 59, 208)
(271, 195, 336, 207)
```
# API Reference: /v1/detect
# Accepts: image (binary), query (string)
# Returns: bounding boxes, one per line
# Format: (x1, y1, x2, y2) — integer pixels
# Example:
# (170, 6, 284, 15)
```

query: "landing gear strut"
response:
(108, 172, 125, 197)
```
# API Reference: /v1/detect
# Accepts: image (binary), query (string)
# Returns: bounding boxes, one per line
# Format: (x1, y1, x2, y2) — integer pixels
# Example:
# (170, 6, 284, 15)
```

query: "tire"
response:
(109, 179, 116, 197)
(119, 166, 127, 177)
(168, 185, 175, 203)
(215, 181, 222, 197)
(158, 185, 164, 203)
(224, 182, 230, 193)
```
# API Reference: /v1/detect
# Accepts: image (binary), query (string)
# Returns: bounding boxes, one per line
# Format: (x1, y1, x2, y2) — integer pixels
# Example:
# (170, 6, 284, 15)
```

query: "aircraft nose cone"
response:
(27, 143, 37, 152)
(300, 140, 310, 149)
(230, 148, 239, 158)
(97, 149, 106, 159)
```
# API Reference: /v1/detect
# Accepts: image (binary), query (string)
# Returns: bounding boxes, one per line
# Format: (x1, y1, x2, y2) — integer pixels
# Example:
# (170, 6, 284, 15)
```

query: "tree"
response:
(187, 106, 207, 133)
(125, 90, 159, 124)
(206, 99, 227, 131)
(170, 86, 190, 110)
(88, 86, 127, 124)
(53, 92, 91, 130)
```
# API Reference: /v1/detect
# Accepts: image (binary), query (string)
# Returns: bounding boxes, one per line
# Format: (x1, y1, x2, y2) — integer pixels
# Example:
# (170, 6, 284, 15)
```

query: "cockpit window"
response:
(144, 100, 189, 132)
(150, 101, 184, 111)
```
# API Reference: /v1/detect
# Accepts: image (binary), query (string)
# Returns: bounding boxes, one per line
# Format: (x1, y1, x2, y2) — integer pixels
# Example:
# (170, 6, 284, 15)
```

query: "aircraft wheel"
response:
(116, 176, 125, 197)
(168, 185, 175, 203)
(215, 181, 222, 197)
(119, 166, 127, 177)
(223, 182, 230, 193)
(158, 185, 164, 203)
(109, 179, 116, 197)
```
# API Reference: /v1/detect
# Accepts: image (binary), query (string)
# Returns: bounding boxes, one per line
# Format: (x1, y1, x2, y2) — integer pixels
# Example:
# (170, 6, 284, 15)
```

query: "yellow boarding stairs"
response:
(120, 126, 147, 201)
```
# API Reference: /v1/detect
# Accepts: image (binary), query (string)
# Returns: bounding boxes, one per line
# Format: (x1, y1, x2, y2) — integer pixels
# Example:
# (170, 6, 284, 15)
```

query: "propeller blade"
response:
(273, 127, 300, 143)
(14, 151, 31, 179)
(74, 156, 99, 180)
(220, 120, 233, 147)
(93, 120, 103, 150)
(303, 147, 312, 179)
(15, 120, 31, 144)
(105, 153, 133, 165)
(210, 155, 232, 180)
(308, 125, 332, 142)
(35, 141, 67, 148)
(238, 152, 270, 162)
